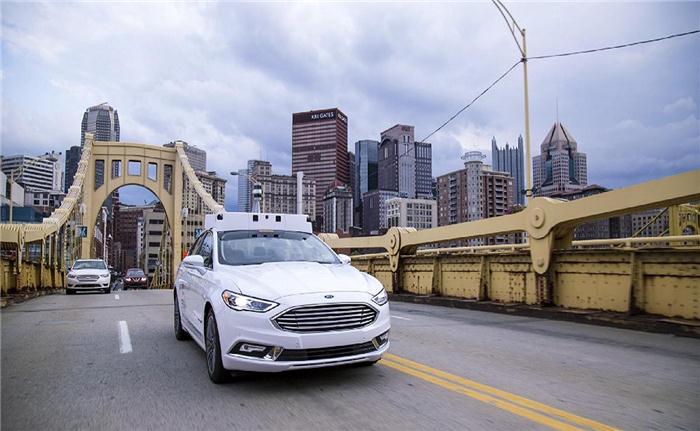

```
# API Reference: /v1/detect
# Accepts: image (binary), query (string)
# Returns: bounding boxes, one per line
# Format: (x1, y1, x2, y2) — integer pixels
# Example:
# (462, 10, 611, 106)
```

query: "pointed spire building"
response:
(532, 121, 587, 196)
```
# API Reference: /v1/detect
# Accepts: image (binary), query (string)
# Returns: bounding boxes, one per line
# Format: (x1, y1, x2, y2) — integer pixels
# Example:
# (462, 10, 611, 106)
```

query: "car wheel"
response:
(103, 288, 111, 294)
(174, 294, 189, 341)
(205, 310, 229, 384)
(66, 288, 75, 295)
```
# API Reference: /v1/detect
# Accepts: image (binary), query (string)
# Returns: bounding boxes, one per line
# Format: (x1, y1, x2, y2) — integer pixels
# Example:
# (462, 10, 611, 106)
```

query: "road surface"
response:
(2, 290, 698, 430)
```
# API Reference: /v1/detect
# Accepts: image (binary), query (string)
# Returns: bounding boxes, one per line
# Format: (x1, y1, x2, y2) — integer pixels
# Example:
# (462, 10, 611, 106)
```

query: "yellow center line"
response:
(380, 359, 584, 431)
(381, 354, 620, 431)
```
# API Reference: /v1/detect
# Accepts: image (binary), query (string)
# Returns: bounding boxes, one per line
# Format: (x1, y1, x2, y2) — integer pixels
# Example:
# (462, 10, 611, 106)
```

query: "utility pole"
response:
(102, 207, 108, 261)
(492, 0, 533, 201)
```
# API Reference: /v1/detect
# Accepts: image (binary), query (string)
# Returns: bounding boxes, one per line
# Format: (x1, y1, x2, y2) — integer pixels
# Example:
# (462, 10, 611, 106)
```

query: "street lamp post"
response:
(492, 0, 533, 201)
(102, 207, 108, 261)
(8, 169, 18, 224)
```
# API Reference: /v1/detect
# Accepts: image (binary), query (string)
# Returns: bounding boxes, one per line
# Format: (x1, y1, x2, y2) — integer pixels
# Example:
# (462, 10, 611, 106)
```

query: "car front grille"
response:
(273, 303, 377, 333)
(77, 275, 99, 281)
(276, 341, 377, 362)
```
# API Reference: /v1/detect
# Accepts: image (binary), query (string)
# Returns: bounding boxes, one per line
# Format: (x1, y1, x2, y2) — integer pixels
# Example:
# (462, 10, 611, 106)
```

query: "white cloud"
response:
(1, 1, 698, 209)
(663, 97, 697, 114)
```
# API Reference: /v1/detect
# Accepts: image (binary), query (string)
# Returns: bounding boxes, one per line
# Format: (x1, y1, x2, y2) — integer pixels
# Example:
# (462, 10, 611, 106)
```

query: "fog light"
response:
(263, 346, 284, 361)
(373, 330, 389, 348)
(240, 343, 266, 353)
(232, 342, 270, 358)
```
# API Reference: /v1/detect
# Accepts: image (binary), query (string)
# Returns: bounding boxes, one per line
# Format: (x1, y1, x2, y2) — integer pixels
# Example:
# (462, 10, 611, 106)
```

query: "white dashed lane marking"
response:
(118, 321, 132, 354)
(114, 294, 119, 300)
(392, 315, 412, 321)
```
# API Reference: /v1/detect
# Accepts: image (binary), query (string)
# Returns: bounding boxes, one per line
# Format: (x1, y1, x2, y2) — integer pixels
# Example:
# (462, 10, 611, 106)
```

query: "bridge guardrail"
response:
(319, 170, 700, 319)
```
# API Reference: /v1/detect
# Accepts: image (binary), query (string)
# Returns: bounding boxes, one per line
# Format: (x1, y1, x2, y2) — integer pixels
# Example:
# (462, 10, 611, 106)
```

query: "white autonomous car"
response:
(174, 212, 390, 383)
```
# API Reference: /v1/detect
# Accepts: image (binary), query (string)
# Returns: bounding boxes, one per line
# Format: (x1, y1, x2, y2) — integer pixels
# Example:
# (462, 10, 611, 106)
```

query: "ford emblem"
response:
(324, 294, 334, 299)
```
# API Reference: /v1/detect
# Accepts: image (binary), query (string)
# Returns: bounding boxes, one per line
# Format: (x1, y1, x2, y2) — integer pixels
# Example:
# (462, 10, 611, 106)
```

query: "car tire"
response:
(66, 288, 75, 295)
(103, 288, 111, 294)
(174, 294, 189, 341)
(205, 310, 229, 384)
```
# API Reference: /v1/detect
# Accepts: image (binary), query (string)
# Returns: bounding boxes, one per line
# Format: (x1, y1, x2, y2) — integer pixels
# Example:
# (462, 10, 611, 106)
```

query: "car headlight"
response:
(100, 273, 110, 278)
(222, 290, 278, 313)
(371, 288, 388, 306)
(67, 272, 77, 279)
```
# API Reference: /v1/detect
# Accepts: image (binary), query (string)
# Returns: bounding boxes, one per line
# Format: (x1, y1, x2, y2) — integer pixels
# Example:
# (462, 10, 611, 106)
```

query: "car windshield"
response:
(72, 260, 107, 270)
(218, 230, 340, 266)
(126, 269, 145, 277)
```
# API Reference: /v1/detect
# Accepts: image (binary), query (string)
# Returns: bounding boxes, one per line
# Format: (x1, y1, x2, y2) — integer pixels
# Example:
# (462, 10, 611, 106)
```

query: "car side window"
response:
(189, 235, 204, 257)
(199, 232, 213, 268)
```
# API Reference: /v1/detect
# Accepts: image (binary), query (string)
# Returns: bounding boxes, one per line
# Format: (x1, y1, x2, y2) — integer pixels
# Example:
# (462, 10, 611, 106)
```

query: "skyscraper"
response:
(64, 146, 81, 192)
(66, 103, 119, 191)
(354, 140, 379, 227)
(379, 124, 415, 198)
(533, 121, 587, 197)
(414, 141, 433, 198)
(164, 141, 207, 171)
(81, 103, 120, 145)
(378, 124, 432, 199)
(291, 108, 349, 226)
(492, 135, 525, 206)
(347, 151, 356, 201)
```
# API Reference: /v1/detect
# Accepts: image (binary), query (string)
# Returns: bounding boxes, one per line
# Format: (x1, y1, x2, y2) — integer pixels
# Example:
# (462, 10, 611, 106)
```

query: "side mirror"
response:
(183, 255, 204, 267)
(338, 254, 352, 265)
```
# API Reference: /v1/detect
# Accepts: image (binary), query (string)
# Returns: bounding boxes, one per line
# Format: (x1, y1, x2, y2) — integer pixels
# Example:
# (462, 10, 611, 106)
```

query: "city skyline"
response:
(2, 2, 698, 210)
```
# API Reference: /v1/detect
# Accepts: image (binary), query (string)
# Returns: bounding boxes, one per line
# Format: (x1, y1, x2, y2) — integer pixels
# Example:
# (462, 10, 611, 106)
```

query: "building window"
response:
(95, 160, 105, 190)
(111, 160, 122, 179)
(128, 160, 141, 176)
(148, 163, 157, 181)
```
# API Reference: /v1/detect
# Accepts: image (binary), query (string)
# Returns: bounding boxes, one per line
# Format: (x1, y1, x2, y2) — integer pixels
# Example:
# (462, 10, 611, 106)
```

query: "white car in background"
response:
(66, 259, 111, 294)
(174, 212, 390, 383)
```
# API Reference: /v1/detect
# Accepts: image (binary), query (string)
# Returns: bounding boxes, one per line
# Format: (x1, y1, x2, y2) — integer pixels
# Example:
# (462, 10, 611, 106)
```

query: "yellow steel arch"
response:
(0, 133, 224, 291)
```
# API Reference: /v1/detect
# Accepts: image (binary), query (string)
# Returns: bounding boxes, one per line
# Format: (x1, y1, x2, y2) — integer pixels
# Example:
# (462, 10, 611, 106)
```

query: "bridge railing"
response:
(0, 138, 94, 293)
(319, 170, 700, 319)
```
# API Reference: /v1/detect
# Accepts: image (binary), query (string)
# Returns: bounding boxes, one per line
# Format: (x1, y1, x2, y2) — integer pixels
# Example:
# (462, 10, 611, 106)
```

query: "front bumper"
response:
(67, 279, 110, 289)
(215, 291, 391, 373)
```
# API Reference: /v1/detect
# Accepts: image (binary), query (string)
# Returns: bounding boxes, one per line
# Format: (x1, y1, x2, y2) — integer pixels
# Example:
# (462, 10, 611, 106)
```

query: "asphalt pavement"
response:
(2, 290, 698, 430)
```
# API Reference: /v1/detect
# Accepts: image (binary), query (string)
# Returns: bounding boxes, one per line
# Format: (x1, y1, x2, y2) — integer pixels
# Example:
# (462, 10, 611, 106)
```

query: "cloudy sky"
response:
(2, 1, 698, 209)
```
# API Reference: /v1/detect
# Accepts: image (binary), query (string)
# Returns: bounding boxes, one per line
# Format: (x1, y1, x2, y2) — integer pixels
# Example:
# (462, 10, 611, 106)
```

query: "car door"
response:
(180, 235, 204, 332)
(189, 231, 214, 336)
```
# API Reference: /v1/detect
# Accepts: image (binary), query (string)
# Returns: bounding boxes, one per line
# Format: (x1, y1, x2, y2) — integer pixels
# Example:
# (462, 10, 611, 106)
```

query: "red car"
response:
(123, 268, 148, 290)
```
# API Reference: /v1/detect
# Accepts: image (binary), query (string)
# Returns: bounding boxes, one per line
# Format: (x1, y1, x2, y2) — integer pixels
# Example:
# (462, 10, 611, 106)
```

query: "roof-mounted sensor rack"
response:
(205, 212, 312, 233)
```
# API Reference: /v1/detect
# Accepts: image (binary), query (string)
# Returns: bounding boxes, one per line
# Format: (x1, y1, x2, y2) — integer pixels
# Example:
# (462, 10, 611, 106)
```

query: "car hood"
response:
(216, 261, 380, 300)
